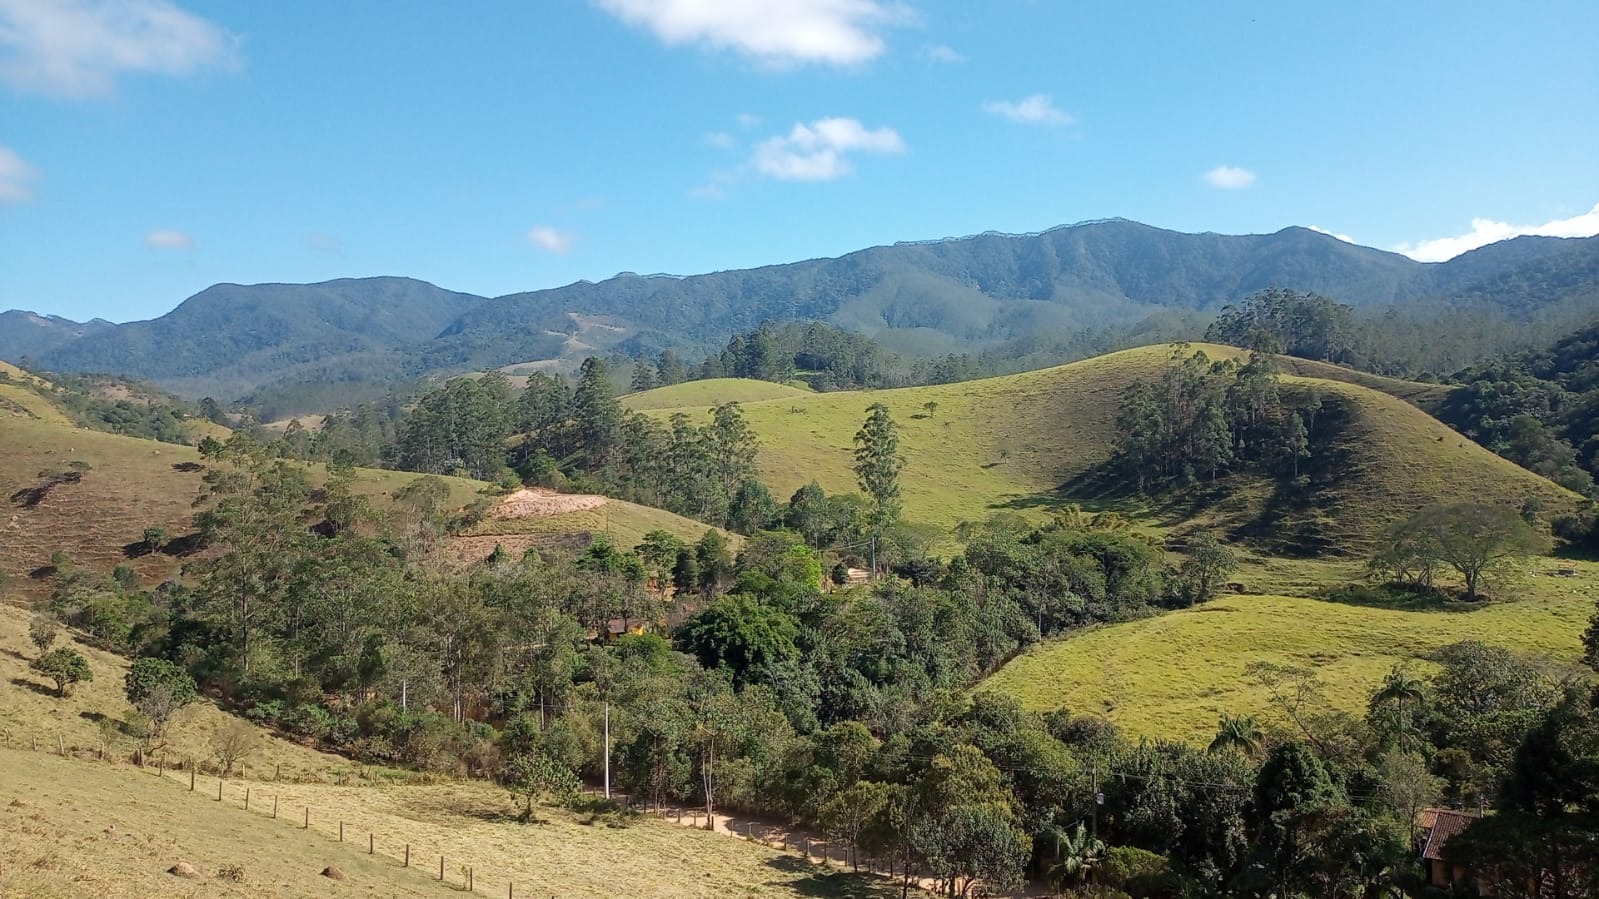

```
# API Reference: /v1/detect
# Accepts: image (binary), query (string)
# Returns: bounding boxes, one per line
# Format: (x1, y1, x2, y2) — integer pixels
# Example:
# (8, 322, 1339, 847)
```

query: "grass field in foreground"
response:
(981, 561, 1597, 743)
(0, 604, 362, 784)
(0, 748, 899, 899)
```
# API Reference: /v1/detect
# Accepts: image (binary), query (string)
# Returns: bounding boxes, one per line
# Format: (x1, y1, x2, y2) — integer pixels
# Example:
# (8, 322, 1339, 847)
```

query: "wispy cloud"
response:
(982, 93, 1072, 126)
(591, 0, 908, 67)
(704, 131, 735, 149)
(527, 226, 573, 254)
(1202, 165, 1256, 189)
(1308, 225, 1354, 244)
(306, 232, 345, 256)
(922, 43, 964, 64)
(144, 229, 194, 249)
(0, 0, 238, 98)
(0, 144, 38, 204)
(1392, 202, 1599, 262)
(753, 117, 905, 181)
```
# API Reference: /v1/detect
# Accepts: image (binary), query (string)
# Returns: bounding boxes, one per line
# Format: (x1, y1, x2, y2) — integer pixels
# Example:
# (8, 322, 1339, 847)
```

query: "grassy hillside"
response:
(0, 416, 485, 599)
(981, 561, 1596, 743)
(0, 749, 894, 899)
(634, 344, 1574, 549)
(0, 604, 363, 782)
(623, 377, 814, 411)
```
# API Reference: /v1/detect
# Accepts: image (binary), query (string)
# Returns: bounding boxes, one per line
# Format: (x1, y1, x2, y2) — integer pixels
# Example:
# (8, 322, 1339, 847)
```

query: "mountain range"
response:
(4, 218, 1597, 411)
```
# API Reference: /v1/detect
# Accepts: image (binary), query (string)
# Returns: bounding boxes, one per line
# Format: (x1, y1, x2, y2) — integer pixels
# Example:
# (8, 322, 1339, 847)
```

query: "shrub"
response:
(30, 647, 92, 696)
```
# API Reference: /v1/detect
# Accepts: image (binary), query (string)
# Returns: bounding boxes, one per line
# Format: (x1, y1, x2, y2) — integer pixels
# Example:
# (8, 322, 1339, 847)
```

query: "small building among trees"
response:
(1419, 808, 1486, 894)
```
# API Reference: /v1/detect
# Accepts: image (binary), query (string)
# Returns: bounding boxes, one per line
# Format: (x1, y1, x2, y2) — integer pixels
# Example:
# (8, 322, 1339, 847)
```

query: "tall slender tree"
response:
(853, 403, 905, 578)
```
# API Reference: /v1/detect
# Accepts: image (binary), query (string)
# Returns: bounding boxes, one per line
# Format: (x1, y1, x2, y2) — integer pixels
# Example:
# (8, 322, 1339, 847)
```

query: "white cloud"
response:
(0, 144, 38, 204)
(735, 112, 760, 129)
(591, 0, 907, 67)
(922, 43, 964, 64)
(982, 93, 1072, 126)
(704, 131, 735, 149)
(1392, 202, 1599, 262)
(0, 0, 238, 98)
(753, 117, 905, 181)
(1203, 165, 1256, 189)
(1308, 225, 1354, 244)
(144, 229, 194, 249)
(527, 226, 573, 254)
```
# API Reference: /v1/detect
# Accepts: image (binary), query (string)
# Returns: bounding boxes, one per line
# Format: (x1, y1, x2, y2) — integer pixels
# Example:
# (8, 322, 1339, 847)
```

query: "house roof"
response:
(1420, 808, 1480, 861)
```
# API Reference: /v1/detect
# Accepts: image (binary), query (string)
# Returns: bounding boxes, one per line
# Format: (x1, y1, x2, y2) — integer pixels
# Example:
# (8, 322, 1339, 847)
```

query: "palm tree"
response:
(1042, 822, 1104, 893)
(1373, 667, 1425, 749)
(1207, 712, 1264, 757)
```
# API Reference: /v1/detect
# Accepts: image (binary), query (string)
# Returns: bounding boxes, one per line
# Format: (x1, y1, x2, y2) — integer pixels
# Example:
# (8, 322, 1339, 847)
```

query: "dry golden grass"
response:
(0, 415, 485, 602)
(0, 604, 360, 783)
(0, 749, 903, 898)
(0, 749, 452, 899)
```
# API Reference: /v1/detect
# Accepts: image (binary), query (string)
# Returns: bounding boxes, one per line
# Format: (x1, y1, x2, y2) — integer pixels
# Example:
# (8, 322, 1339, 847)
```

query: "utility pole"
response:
(603, 701, 611, 800)
(1091, 760, 1102, 839)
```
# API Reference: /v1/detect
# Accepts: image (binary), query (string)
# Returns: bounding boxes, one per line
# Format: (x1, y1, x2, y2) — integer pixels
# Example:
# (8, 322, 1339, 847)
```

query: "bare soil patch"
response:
(491, 488, 607, 519)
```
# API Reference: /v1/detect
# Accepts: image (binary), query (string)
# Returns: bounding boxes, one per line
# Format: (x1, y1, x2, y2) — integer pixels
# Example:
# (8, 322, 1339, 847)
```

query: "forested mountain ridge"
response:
(25, 277, 488, 401)
(5, 221, 1597, 407)
(0, 309, 114, 361)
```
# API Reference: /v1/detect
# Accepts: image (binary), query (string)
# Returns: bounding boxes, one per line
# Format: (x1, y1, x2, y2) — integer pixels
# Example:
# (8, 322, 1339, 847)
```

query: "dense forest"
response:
(26, 408, 1599, 897)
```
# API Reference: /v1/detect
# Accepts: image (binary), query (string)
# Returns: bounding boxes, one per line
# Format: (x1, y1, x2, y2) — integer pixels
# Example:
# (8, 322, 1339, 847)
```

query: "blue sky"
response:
(2, 0, 1597, 323)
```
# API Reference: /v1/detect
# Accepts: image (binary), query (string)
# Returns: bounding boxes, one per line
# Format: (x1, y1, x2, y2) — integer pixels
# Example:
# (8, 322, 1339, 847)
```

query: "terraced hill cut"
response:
(448, 487, 730, 566)
(630, 344, 1574, 552)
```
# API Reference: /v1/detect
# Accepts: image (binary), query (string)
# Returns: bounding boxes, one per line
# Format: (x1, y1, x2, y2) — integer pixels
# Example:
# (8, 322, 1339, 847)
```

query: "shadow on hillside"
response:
(0, 648, 29, 662)
(9, 677, 57, 698)
(9, 470, 84, 509)
(79, 710, 110, 725)
(158, 533, 207, 557)
(170, 462, 205, 473)
(761, 856, 900, 898)
(28, 565, 57, 580)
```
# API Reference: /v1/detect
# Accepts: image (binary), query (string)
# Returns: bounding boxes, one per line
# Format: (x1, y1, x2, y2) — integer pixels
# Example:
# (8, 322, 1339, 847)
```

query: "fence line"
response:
(0, 730, 931, 896)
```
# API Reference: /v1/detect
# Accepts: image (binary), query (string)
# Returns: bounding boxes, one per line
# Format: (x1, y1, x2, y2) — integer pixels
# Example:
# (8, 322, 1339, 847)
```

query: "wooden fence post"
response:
(245, 788, 250, 811)
(467, 867, 473, 891)
(190, 767, 196, 791)
(339, 820, 344, 842)
(439, 855, 445, 882)
(273, 796, 278, 819)
(369, 833, 374, 855)
(404, 844, 409, 867)
(217, 778, 223, 801)
(304, 807, 309, 829)
(58, 734, 65, 756)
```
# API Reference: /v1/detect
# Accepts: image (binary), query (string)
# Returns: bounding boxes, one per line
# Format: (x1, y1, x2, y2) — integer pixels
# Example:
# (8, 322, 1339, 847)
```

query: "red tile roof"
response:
(1420, 808, 1481, 861)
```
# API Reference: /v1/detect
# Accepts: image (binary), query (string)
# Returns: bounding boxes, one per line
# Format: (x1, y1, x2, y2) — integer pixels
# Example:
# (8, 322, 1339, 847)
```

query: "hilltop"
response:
(626, 343, 1576, 553)
(7, 221, 1597, 408)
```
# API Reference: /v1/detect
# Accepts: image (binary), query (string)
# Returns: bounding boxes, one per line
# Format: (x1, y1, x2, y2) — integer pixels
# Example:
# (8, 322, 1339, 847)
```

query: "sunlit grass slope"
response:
(623, 377, 813, 411)
(982, 562, 1597, 743)
(631, 344, 1574, 545)
(0, 748, 897, 899)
